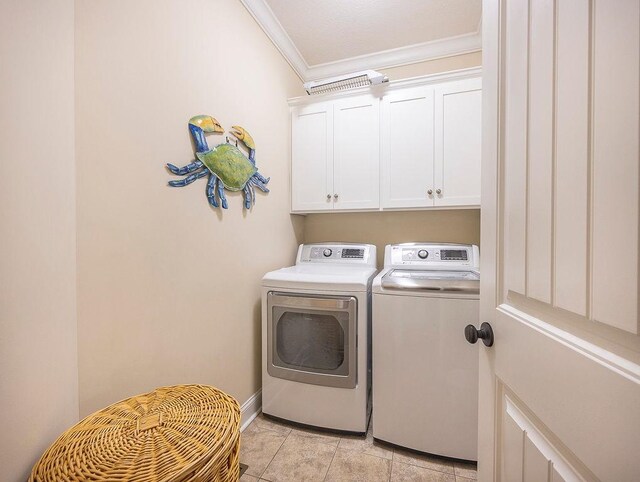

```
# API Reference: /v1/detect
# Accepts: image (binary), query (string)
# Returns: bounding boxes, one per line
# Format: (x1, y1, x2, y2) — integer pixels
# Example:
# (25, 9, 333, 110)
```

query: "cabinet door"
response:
(434, 78, 482, 207)
(381, 87, 435, 208)
(291, 102, 334, 212)
(333, 95, 380, 210)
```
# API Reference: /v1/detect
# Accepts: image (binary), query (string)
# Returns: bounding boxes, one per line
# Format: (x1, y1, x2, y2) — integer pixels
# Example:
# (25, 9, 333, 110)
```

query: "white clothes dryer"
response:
(372, 243, 480, 461)
(262, 243, 377, 434)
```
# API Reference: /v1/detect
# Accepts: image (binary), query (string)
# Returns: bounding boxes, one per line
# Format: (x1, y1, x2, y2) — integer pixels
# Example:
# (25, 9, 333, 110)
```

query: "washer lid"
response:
(381, 269, 480, 293)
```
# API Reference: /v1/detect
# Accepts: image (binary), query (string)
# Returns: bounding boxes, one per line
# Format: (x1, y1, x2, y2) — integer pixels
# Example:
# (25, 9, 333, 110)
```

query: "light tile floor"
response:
(240, 414, 477, 482)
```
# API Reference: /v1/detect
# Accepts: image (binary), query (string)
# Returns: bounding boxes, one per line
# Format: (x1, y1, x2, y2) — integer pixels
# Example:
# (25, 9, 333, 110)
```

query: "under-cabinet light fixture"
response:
(303, 70, 389, 95)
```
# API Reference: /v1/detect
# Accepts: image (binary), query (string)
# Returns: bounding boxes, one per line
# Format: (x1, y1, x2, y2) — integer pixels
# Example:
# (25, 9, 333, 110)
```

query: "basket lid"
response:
(30, 384, 240, 482)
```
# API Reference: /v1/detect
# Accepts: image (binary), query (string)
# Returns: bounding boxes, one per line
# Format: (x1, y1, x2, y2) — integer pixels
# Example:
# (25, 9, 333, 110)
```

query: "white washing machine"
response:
(262, 243, 377, 434)
(372, 243, 480, 461)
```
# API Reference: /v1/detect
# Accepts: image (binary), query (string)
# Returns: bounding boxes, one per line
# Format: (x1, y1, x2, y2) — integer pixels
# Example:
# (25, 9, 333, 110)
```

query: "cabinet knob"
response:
(327, 194, 331, 199)
(334, 194, 339, 199)
(427, 189, 433, 195)
(436, 188, 442, 195)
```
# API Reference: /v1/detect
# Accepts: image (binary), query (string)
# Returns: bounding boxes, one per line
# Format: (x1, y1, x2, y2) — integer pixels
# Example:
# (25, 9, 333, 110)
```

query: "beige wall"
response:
(0, 1, 79, 480)
(304, 52, 483, 266)
(380, 51, 481, 80)
(75, 0, 303, 416)
(304, 210, 480, 267)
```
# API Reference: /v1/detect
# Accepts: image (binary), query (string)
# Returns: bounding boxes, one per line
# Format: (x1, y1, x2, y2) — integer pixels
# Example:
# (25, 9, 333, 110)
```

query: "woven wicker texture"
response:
(29, 384, 240, 482)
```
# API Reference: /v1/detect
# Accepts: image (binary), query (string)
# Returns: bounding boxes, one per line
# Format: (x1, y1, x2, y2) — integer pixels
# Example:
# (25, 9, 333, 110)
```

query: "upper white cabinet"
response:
(291, 102, 333, 212)
(381, 87, 434, 208)
(333, 95, 380, 210)
(290, 69, 481, 213)
(381, 77, 482, 209)
(291, 94, 379, 212)
(434, 78, 482, 207)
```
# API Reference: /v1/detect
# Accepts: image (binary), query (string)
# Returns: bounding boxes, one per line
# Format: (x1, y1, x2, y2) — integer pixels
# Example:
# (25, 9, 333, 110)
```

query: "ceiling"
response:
(241, 0, 482, 81)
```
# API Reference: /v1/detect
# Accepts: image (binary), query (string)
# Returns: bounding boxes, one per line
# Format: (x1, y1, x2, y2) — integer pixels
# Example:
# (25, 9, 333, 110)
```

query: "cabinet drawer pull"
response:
(436, 189, 442, 195)
(334, 193, 339, 199)
(427, 189, 433, 195)
(327, 194, 331, 199)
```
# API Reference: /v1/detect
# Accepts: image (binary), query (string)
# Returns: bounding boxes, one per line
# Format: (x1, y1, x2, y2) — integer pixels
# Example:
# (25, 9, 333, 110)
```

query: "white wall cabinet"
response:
(381, 87, 435, 208)
(290, 70, 481, 213)
(433, 78, 482, 207)
(381, 77, 482, 209)
(291, 95, 379, 212)
(333, 95, 380, 210)
(291, 102, 333, 212)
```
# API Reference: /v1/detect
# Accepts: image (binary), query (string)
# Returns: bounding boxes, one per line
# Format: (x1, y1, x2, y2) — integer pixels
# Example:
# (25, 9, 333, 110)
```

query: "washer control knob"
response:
(418, 249, 428, 259)
(323, 248, 333, 257)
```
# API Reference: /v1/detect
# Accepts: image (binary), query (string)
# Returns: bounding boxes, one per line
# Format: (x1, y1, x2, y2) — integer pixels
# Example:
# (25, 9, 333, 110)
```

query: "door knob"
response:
(334, 194, 339, 199)
(464, 322, 494, 347)
(327, 194, 331, 199)
(427, 189, 433, 195)
(436, 188, 442, 195)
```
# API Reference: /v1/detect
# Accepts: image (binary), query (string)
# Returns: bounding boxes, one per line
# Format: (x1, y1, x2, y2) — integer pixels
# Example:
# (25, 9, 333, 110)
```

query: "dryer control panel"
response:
(385, 243, 479, 270)
(297, 243, 376, 266)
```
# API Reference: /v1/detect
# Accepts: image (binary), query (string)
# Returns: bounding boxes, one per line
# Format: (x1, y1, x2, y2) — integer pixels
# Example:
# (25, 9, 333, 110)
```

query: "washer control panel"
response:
(387, 244, 479, 270)
(297, 244, 375, 266)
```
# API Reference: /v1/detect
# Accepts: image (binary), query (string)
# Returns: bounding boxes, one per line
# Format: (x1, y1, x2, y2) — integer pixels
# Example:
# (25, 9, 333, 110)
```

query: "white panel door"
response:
(590, 0, 640, 333)
(434, 77, 482, 207)
(480, 1, 640, 481)
(381, 87, 435, 208)
(291, 102, 333, 212)
(333, 95, 380, 210)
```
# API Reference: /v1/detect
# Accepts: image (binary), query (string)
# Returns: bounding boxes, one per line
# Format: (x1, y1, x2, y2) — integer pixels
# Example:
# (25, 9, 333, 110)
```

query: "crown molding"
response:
(304, 31, 481, 81)
(240, 0, 308, 80)
(241, 0, 482, 82)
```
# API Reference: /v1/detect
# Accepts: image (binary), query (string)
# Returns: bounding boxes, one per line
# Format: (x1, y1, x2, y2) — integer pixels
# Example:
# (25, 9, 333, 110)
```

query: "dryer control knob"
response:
(323, 248, 333, 257)
(418, 249, 428, 259)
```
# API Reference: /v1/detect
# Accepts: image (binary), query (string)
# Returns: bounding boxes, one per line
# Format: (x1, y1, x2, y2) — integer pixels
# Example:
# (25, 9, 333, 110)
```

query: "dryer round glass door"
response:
(267, 292, 357, 389)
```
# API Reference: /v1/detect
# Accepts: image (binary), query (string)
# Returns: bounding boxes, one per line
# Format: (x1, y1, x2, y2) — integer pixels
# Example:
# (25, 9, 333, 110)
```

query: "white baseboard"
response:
(240, 389, 262, 432)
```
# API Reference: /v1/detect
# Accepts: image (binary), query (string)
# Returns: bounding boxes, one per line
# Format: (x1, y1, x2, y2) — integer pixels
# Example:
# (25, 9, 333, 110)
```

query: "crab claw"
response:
(189, 115, 224, 134)
(230, 125, 255, 150)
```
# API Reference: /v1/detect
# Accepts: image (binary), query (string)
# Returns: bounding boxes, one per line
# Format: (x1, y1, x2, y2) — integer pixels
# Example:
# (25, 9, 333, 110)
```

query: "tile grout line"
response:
(244, 420, 291, 480)
(321, 443, 340, 482)
(390, 449, 396, 482)
(392, 457, 456, 476)
(258, 427, 291, 480)
(291, 429, 342, 448)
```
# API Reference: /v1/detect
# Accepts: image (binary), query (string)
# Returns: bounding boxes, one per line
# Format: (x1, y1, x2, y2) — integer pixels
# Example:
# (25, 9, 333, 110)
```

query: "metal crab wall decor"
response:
(166, 115, 270, 209)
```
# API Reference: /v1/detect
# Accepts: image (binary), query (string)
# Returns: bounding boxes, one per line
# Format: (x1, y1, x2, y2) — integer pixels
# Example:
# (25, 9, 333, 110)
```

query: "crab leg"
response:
(249, 176, 270, 193)
(167, 169, 208, 187)
(217, 179, 228, 209)
(206, 173, 220, 208)
(253, 172, 270, 185)
(243, 183, 251, 209)
(166, 159, 203, 175)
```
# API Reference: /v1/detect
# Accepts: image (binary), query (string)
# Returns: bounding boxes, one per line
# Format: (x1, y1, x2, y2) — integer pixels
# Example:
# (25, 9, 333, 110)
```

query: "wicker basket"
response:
(29, 384, 240, 482)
